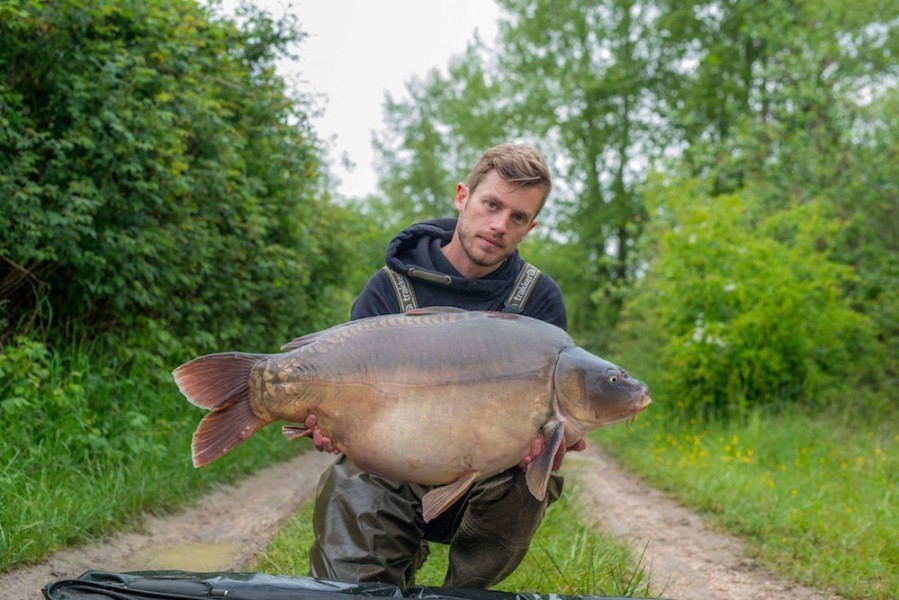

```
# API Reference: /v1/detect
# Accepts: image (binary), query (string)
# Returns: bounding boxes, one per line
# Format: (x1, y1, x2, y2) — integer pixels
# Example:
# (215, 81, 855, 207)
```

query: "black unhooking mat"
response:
(42, 571, 644, 600)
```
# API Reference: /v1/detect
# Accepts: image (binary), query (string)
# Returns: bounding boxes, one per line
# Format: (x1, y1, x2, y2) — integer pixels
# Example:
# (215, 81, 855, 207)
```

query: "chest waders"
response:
(308, 262, 563, 589)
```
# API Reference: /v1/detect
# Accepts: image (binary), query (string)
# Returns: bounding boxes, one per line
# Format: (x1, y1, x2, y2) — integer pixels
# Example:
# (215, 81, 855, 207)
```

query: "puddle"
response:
(133, 543, 242, 571)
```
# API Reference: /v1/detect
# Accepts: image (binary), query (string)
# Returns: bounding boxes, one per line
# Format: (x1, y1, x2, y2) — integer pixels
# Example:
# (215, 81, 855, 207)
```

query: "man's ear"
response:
(526, 219, 539, 235)
(454, 183, 468, 211)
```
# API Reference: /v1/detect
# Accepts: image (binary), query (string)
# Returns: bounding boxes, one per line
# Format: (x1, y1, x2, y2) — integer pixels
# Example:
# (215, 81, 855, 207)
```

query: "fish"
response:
(173, 307, 651, 521)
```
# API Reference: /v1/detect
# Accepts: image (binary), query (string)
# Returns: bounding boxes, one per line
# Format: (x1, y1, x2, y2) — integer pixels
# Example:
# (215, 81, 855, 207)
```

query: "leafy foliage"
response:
(0, 334, 305, 571)
(0, 0, 361, 352)
(372, 40, 511, 225)
(1, 0, 896, 582)
(620, 180, 874, 415)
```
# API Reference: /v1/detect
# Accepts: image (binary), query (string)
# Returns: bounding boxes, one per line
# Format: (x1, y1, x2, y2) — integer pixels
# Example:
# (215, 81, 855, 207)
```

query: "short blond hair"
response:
(467, 143, 552, 214)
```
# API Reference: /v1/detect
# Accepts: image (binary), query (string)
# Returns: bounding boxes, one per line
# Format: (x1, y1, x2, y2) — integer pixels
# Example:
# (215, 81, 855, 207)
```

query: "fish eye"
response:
(610, 375, 618, 383)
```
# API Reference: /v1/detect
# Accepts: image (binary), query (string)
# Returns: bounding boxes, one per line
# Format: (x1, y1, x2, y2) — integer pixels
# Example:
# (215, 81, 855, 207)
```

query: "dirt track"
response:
(566, 444, 840, 599)
(2, 443, 840, 599)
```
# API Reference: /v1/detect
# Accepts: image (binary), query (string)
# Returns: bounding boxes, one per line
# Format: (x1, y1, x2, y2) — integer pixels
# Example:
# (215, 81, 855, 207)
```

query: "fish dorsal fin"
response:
(280, 319, 357, 351)
(405, 306, 466, 316)
(421, 472, 479, 522)
(526, 419, 565, 501)
(280, 331, 319, 351)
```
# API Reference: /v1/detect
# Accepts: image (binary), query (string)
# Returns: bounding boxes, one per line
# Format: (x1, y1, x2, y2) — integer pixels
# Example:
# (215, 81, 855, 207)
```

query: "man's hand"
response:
(305, 415, 341, 454)
(519, 434, 586, 471)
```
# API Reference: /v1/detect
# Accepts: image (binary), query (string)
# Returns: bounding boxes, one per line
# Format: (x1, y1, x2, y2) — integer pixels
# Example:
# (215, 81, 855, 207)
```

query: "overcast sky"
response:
(214, 0, 500, 198)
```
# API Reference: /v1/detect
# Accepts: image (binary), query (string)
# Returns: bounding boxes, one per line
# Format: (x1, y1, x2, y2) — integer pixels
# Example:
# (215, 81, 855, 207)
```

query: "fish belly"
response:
(332, 379, 551, 484)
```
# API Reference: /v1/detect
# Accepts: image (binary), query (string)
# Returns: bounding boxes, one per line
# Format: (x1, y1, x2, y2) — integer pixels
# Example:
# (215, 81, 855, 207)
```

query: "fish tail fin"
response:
(173, 352, 267, 410)
(192, 399, 267, 467)
(172, 352, 269, 467)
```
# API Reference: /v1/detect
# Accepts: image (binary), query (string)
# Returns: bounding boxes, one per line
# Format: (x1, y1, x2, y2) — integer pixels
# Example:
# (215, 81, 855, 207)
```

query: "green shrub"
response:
(618, 179, 874, 416)
(0, 0, 360, 351)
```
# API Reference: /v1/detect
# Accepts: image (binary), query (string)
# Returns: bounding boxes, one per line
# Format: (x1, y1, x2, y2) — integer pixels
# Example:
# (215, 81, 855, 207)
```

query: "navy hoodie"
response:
(350, 218, 567, 331)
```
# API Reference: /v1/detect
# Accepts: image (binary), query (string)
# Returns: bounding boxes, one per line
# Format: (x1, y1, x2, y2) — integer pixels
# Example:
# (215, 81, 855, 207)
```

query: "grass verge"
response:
(0, 339, 302, 573)
(598, 405, 898, 600)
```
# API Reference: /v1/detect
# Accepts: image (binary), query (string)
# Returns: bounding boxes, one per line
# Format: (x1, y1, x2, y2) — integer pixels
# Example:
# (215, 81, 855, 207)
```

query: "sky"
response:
(215, 0, 501, 199)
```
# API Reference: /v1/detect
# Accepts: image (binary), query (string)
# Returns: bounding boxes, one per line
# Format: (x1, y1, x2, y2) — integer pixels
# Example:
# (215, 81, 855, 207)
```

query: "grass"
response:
(0, 338, 303, 573)
(252, 486, 657, 597)
(599, 404, 898, 600)
(0, 426, 301, 571)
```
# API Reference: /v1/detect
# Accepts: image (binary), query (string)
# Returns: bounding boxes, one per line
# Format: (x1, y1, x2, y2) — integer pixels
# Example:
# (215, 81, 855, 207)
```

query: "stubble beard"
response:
(457, 221, 507, 269)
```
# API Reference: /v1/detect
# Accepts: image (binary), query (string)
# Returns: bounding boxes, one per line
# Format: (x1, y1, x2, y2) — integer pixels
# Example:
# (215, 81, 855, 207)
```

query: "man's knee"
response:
(442, 471, 565, 588)
(309, 458, 428, 587)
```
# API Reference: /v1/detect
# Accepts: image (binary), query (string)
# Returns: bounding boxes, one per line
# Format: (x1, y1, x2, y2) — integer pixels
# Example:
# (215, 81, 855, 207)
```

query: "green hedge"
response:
(1, 0, 361, 352)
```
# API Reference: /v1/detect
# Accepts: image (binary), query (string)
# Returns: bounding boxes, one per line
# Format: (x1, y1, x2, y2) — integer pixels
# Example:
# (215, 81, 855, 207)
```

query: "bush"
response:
(618, 179, 875, 416)
(0, 0, 360, 352)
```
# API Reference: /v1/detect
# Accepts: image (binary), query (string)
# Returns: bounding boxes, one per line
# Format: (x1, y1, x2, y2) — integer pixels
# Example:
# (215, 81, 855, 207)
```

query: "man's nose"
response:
(490, 213, 508, 233)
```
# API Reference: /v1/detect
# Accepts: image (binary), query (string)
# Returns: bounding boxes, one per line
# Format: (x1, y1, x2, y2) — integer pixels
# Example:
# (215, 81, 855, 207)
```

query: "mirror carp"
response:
(173, 308, 651, 521)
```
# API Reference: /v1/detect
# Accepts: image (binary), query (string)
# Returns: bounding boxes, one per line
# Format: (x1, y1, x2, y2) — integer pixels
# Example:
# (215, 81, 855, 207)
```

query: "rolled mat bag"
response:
(42, 570, 643, 600)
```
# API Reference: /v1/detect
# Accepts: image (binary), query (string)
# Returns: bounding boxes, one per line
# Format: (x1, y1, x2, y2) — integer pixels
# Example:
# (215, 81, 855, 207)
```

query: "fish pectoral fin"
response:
(282, 425, 314, 441)
(526, 419, 565, 501)
(421, 472, 479, 522)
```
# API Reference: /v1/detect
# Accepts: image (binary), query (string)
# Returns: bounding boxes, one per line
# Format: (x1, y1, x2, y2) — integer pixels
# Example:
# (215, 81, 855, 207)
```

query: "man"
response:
(305, 143, 584, 589)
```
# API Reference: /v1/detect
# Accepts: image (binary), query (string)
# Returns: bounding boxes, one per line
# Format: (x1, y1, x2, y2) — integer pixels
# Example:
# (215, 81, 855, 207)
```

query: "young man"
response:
(306, 143, 583, 589)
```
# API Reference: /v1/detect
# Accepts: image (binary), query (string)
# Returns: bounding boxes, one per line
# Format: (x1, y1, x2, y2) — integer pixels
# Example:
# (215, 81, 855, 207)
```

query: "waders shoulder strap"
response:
(383, 262, 542, 315)
(503, 262, 542, 314)
(382, 266, 419, 312)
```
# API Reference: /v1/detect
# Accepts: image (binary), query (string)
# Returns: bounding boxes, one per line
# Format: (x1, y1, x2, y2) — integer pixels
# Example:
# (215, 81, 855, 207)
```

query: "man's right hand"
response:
(305, 415, 340, 454)
(519, 433, 586, 471)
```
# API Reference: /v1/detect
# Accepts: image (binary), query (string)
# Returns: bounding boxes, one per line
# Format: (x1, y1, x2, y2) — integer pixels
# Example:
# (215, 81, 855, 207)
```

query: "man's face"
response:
(452, 170, 542, 276)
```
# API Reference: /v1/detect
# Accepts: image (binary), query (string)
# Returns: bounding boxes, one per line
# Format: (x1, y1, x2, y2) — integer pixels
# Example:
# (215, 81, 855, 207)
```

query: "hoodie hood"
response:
(385, 218, 525, 299)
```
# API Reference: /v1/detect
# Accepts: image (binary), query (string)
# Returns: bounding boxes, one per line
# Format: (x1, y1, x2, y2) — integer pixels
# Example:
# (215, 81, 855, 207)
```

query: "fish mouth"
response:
(593, 398, 650, 427)
(623, 393, 652, 426)
(635, 392, 652, 412)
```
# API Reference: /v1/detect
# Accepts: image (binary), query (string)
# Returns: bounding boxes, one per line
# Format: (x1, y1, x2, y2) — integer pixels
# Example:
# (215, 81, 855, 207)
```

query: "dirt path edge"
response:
(567, 443, 841, 600)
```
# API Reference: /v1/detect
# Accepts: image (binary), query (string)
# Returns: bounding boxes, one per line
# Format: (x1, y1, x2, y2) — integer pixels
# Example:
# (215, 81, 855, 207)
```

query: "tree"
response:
(371, 0, 898, 387)
(653, 0, 899, 398)
(373, 39, 511, 225)
(658, 0, 899, 196)
(374, 1, 675, 346)
(0, 0, 360, 351)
